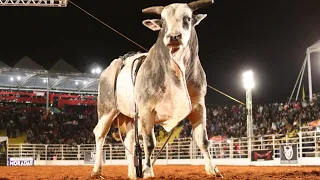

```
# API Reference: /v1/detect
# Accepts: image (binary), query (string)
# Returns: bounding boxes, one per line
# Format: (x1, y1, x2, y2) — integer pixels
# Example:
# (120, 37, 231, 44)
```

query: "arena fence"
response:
(6, 131, 320, 166)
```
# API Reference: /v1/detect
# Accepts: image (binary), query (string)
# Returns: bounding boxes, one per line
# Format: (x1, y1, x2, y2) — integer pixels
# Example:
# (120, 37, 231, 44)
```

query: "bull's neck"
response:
(150, 35, 199, 76)
(171, 46, 191, 70)
(148, 45, 188, 74)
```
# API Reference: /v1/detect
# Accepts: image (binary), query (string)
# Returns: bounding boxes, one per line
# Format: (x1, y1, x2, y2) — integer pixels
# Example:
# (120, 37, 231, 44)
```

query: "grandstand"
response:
(0, 56, 101, 145)
(0, 55, 320, 145)
(0, 56, 98, 94)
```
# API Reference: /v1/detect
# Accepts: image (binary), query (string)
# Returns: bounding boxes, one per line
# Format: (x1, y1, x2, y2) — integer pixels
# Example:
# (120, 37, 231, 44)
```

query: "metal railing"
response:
(7, 131, 320, 162)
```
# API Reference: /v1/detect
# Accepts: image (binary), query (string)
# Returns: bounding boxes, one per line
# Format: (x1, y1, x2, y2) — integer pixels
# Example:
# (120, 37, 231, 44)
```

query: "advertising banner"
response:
(280, 144, 298, 164)
(251, 150, 273, 161)
(8, 157, 34, 166)
(84, 151, 106, 164)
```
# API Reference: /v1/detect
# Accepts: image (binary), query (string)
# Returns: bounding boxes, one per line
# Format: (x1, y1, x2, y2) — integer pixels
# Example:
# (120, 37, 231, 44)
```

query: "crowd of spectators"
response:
(26, 107, 98, 145)
(179, 94, 320, 139)
(0, 103, 44, 138)
(0, 103, 119, 145)
(1, 93, 320, 145)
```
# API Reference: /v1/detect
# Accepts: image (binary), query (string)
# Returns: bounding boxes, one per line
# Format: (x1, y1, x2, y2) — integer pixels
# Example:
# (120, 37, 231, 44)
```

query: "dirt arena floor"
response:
(0, 165, 320, 180)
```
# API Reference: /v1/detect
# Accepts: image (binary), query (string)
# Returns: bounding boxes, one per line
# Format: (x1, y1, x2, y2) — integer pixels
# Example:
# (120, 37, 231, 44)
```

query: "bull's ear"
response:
(193, 14, 207, 26)
(142, 19, 162, 31)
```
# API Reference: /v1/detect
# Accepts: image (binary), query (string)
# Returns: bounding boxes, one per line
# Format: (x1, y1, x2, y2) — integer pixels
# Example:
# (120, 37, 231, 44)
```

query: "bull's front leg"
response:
(140, 111, 156, 178)
(188, 101, 223, 178)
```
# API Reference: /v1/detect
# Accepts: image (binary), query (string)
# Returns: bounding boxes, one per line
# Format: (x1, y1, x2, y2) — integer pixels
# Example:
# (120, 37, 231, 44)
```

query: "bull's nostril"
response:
(169, 34, 182, 41)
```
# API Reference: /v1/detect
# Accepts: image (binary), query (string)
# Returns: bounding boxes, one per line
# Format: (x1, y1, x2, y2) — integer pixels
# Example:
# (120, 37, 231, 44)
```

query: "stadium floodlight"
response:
(91, 67, 102, 75)
(242, 70, 254, 136)
(243, 70, 254, 89)
(95, 67, 101, 74)
(243, 70, 254, 161)
(9, 77, 14, 81)
(17, 76, 21, 81)
(75, 81, 79, 85)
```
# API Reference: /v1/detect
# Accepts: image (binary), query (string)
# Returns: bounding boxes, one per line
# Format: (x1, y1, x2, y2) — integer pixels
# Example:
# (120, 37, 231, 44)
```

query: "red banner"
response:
(0, 91, 97, 107)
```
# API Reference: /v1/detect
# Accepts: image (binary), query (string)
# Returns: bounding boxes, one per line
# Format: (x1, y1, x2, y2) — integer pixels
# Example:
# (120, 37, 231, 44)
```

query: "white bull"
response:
(91, 0, 223, 179)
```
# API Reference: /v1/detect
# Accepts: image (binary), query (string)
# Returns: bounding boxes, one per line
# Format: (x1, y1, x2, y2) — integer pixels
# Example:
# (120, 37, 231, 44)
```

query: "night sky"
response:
(0, 0, 320, 105)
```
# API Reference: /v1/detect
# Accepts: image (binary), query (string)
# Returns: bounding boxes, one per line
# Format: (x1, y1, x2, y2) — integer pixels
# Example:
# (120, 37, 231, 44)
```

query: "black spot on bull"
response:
(183, 16, 191, 30)
(203, 136, 209, 148)
(145, 134, 155, 167)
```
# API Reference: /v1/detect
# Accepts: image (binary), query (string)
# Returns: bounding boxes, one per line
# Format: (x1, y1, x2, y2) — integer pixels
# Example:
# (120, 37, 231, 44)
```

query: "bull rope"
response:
(152, 129, 174, 166)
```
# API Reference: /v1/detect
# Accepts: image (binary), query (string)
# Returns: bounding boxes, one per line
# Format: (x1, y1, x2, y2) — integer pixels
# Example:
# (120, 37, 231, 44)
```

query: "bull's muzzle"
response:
(167, 33, 182, 47)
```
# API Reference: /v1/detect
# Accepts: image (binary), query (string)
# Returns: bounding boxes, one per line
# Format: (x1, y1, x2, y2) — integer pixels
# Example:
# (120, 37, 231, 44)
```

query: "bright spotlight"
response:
(9, 77, 14, 81)
(243, 70, 254, 89)
(75, 81, 79, 85)
(95, 68, 101, 74)
(43, 79, 47, 83)
(91, 66, 102, 74)
(17, 76, 21, 81)
(83, 81, 87, 85)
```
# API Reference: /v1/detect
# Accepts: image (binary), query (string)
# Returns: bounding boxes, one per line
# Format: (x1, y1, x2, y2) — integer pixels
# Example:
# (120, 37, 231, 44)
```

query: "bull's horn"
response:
(142, 6, 164, 15)
(188, 0, 214, 11)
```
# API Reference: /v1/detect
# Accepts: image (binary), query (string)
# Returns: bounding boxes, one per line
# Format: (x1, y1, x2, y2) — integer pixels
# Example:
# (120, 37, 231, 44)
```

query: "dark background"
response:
(0, 0, 319, 105)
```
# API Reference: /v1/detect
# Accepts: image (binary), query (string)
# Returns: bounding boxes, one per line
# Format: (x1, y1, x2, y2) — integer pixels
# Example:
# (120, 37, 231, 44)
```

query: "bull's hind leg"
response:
(91, 109, 118, 177)
(91, 58, 124, 178)
(187, 100, 223, 178)
(125, 121, 137, 179)
(119, 115, 136, 179)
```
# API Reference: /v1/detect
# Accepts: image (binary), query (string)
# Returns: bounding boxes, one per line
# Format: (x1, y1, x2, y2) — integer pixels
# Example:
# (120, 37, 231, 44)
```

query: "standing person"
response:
(6, 123, 11, 138)
(12, 121, 16, 138)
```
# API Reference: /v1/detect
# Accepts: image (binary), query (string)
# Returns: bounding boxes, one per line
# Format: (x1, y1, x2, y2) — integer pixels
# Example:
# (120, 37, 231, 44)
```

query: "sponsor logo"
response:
(283, 145, 293, 160)
(280, 144, 298, 164)
(91, 152, 96, 160)
(84, 151, 106, 164)
(8, 158, 34, 166)
(251, 150, 273, 161)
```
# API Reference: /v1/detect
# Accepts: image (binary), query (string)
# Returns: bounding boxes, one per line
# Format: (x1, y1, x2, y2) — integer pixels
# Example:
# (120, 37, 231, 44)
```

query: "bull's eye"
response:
(183, 16, 191, 23)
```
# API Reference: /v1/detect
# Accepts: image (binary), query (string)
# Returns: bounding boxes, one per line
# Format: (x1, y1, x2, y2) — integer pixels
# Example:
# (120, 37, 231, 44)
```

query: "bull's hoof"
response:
(128, 174, 137, 180)
(205, 166, 223, 178)
(213, 167, 224, 178)
(143, 167, 155, 179)
(91, 172, 105, 179)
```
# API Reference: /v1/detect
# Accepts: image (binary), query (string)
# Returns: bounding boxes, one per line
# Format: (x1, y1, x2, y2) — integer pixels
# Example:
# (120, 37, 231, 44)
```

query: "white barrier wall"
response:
(6, 131, 320, 166)
(33, 157, 320, 166)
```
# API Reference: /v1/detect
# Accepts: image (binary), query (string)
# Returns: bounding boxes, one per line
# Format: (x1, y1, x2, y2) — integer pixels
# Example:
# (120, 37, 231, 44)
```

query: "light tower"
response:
(0, 0, 67, 7)
(243, 70, 254, 138)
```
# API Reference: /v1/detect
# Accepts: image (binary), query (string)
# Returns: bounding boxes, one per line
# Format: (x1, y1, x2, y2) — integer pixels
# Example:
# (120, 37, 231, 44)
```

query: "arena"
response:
(1, 0, 320, 180)
(0, 166, 320, 179)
